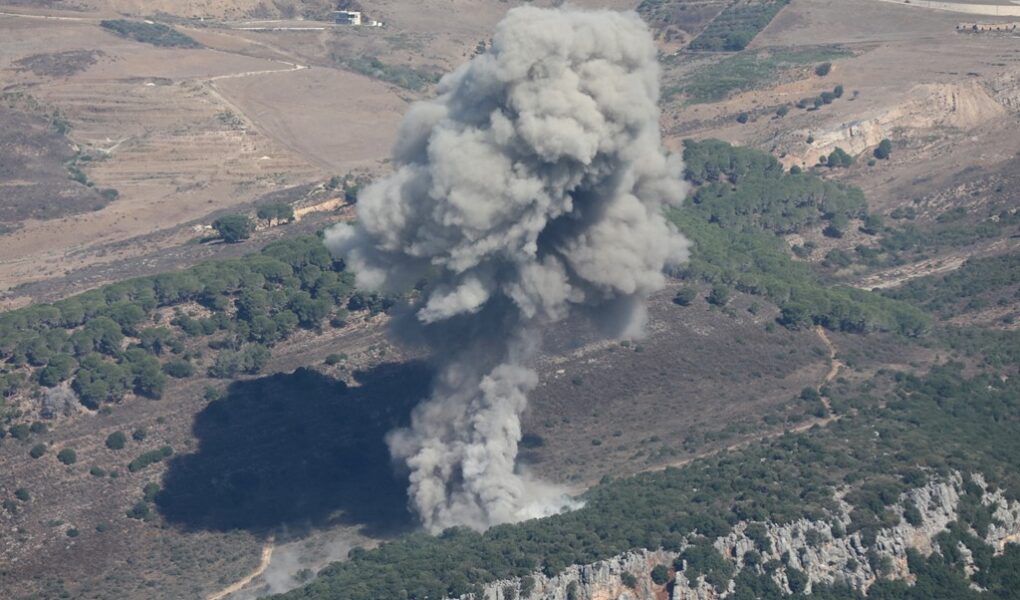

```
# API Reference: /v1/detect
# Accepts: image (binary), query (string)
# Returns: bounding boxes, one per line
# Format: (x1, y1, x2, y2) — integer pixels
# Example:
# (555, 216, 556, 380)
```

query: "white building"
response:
(334, 10, 362, 25)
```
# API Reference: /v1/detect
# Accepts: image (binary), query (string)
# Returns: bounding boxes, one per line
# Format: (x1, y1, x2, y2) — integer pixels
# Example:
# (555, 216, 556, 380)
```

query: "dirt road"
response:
(207, 538, 275, 600)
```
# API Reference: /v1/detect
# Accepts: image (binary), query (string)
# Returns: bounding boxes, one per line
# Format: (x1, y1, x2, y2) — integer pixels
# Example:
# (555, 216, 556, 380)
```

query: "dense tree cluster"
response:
(0, 236, 374, 410)
(683, 139, 865, 234)
(674, 140, 928, 336)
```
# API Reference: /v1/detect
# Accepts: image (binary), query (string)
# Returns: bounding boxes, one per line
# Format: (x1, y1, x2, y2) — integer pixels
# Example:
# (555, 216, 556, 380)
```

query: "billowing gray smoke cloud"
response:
(325, 6, 689, 532)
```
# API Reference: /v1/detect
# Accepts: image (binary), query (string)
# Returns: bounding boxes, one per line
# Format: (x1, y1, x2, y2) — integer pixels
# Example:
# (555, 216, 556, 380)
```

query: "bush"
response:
(815, 62, 832, 76)
(674, 287, 698, 306)
(57, 448, 77, 465)
(132, 427, 148, 442)
(874, 138, 892, 160)
(15, 488, 30, 502)
(707, 285, 731, 307)
(620, 572, 638, 589)
(126, 500, 151, 520)
(209, 344, 271, 378)
(827, 147, 853, 168)
(736, 112, 750, 124)
(212, 214, 254, 244)
(30, 444, 46, 459)
(143, 482, 161, 502)
(106, 431, 127, 450)
(651, 564, 670, 585)
(9, 423, 30, 440)
(162, 359, 194, 378)
(127, 446, 173, 472)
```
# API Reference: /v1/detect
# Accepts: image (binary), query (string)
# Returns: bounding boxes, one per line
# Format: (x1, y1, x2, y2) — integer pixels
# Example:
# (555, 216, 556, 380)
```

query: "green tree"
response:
(30, 444, 46, 459)
(256, 202, 295, 223)
(651, 564, 670, 585)
(106, 431, 127, 450)
(815, 62, 832, 76)
(212, 214, 254, 243)
(57, 448, 77, 465)
(708, 285, 731, 307)
(874, 138, 892, 160)
(827, 147, 853, 168)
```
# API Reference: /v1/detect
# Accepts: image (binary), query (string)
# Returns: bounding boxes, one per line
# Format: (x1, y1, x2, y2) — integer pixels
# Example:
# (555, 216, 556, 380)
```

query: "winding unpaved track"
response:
(207, 538, 275, 600)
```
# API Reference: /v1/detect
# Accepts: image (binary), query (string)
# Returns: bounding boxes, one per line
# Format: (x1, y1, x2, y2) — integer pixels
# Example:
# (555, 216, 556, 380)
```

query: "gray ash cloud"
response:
(326, 6, 688, 532)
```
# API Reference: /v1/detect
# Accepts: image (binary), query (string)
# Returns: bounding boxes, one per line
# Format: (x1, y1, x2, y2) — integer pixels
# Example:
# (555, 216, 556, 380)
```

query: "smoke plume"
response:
(325, 6, 689, 532)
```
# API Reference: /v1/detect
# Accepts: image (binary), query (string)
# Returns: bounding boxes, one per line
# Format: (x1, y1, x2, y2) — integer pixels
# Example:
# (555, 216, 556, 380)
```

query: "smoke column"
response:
(325, 6, 689, 532)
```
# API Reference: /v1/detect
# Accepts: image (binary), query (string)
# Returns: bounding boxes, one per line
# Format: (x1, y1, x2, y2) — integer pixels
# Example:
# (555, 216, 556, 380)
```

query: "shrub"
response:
(9, 423, 30, 440)
(127, 446, 172, 472)
(162, 359, 194, 378)
(707, 285, 731, 307)
(106, 431, 127, 450)
(30, 444, 46, 459)
(736, 112, 750, 124)
(132, 427, 148, 442)
(15, 488, 30, 502)
(126, 500, 151, 520)
(143, 482, 161, 502)
(815, 62, 832, 76)
(800, 387, 821, 402)
(57, 448, 77, 465)
(674, 287, 698, 306)
(827, 147, 853, 168)
(874, 138, 892, 160)
(651, 564, 670, 585)
(620, 572, 638, 589)
(90, 466, 107, 477)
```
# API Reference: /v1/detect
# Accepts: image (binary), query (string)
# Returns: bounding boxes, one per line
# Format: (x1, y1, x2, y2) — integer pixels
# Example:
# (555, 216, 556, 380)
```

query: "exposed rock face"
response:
(779, 80, 1011, 168)
(453, 473, 1020, 600)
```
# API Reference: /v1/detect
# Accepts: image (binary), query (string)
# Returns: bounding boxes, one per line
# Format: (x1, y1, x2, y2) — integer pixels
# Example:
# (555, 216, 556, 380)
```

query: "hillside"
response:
(0, 0, 1019, 598)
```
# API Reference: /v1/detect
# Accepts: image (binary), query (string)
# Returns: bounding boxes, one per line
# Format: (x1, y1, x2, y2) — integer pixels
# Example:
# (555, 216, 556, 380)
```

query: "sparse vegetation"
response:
(688, 0, 790, 52)
(677, 46, 851, 104)
(335, 56, 440, 91)
(100, 20, 201, 48)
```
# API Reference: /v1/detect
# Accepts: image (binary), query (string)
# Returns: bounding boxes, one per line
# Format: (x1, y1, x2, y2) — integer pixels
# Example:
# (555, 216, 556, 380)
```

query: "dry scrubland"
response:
(1, 0, 1019, 598)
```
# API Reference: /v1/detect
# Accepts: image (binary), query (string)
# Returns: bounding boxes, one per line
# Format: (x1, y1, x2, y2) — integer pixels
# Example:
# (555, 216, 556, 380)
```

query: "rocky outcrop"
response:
(779, 81, 1009, 167)
(454, 473, 1020, 600)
